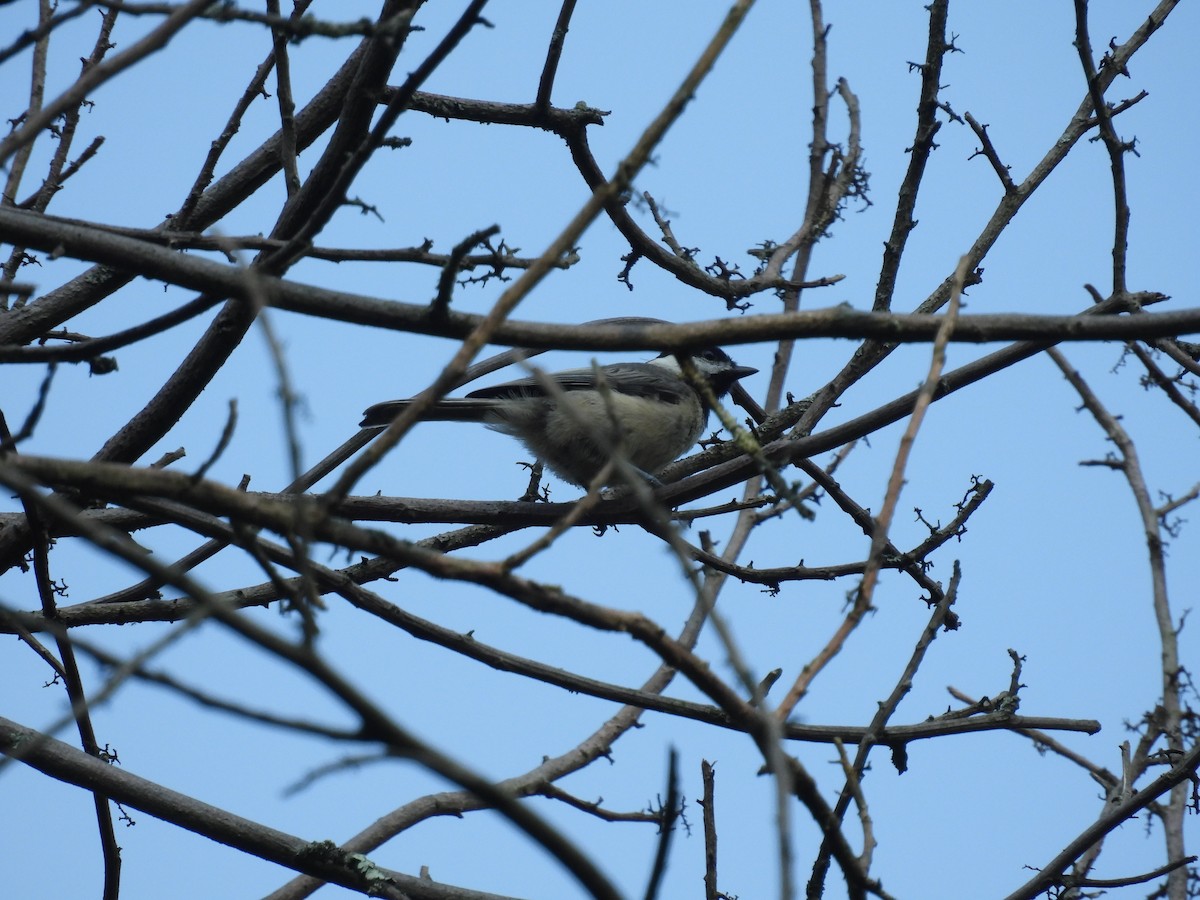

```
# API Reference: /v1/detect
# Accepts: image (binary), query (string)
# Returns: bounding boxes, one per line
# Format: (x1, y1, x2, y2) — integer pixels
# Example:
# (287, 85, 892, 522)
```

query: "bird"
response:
(359, 346, 757, 487)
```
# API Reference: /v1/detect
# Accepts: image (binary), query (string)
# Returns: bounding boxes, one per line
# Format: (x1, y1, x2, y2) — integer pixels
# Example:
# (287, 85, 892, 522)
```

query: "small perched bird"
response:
(360, 346, 757, 487)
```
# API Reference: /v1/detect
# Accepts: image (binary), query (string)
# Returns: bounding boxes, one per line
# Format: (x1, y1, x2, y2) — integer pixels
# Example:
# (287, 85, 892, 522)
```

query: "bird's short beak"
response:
(730, 365, 758, 380)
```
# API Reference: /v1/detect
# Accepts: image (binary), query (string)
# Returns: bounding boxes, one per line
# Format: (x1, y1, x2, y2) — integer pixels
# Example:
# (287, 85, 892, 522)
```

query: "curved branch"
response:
(0, 716, 514, 900)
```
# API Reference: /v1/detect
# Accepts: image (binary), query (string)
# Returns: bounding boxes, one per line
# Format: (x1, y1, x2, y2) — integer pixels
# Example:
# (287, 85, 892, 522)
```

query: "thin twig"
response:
(964, 112, 1016, 194)
(535, 0, 578, 110)
(266, 0, 302, 198)
(701, 760, 719, 900)
(1048, 345, 1190, 895)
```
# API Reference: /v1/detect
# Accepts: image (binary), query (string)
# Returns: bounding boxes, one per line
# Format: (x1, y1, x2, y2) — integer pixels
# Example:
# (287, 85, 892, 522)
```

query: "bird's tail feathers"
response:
(359, 398, 500, 428)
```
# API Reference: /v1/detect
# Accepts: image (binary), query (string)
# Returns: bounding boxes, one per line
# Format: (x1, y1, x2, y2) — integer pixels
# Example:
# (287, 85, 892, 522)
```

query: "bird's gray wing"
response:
(361, 362, 696, 427)
(466, 362, 693, 404)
